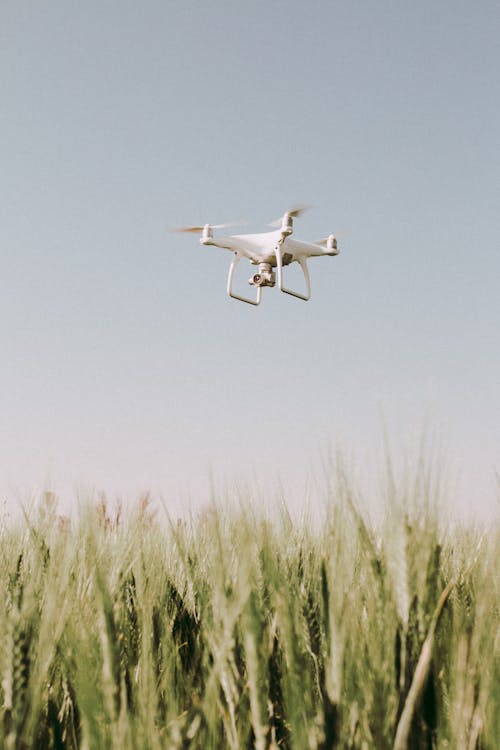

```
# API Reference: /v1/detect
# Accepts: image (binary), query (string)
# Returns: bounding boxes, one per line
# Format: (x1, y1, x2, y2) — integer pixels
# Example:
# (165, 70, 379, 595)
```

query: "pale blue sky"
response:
(1, 1, 499, 517)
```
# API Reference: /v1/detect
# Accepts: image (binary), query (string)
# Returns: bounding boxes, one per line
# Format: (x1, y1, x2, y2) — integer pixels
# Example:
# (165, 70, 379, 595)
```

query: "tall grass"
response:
(0, 471, 498, 749)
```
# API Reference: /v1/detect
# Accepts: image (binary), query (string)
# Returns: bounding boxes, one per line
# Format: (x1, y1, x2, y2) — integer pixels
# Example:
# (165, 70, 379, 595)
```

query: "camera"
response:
(248, 267, 276, 287)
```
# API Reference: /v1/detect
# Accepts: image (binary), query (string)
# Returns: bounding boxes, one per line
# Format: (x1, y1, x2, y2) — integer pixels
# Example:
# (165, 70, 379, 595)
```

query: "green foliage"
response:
(0, 485, 498, 749)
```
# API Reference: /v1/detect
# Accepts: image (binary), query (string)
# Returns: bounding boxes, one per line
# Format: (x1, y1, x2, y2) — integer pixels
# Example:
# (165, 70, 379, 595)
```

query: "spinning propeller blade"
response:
(270, 203, 311, 227)
(170, 225, 206, 233)
(315, 229, 349, 244)
(286, 203, 311, 218)
(169, 220, 247, 234)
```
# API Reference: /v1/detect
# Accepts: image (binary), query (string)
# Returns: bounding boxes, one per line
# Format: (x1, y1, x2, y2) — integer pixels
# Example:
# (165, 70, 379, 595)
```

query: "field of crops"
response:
(1, 469, 498, 749)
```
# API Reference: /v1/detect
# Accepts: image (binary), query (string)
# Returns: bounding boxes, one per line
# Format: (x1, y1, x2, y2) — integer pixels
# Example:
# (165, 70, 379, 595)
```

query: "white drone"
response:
(172, 205, 339, 306)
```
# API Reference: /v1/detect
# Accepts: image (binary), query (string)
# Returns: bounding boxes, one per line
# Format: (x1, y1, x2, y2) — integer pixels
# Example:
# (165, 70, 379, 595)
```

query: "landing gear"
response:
(274, 243, 311, 301)
(227, 253, 262, 306)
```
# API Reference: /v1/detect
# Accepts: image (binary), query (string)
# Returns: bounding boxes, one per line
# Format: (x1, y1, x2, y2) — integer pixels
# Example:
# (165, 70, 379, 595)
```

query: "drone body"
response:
(173, 206, 339, 306)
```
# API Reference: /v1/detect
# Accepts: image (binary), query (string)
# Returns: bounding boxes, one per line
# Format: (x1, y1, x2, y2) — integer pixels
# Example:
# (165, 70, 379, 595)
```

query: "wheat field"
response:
(0, 467, 498, 749)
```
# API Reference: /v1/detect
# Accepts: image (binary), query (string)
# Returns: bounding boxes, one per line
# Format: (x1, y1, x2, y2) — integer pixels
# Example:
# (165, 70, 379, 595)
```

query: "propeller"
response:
(315, 234, 339, 254)
(170, 220, 246, 234)
(270, 203, 310, 228)
(315, 228, 349, 245)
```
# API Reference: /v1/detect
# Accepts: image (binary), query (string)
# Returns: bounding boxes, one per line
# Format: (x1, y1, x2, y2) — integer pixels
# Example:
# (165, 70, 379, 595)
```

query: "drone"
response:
(172, 205, 339, 306)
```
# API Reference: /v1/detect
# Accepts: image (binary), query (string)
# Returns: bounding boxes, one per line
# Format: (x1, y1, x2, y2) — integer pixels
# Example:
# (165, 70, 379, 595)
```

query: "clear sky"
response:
(1, 1, 499, 518)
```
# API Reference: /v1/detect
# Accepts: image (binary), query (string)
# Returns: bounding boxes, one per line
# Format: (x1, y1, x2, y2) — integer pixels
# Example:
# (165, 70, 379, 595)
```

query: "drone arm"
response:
(274, 244, 311, 301)
(227, 253, 262, 306)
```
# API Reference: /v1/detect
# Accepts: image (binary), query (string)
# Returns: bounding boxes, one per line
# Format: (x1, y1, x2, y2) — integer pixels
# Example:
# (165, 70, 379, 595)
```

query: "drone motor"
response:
(280, 213, 294, 237)
(202, 224, 213, 242)
(326, 234, 338, 254)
